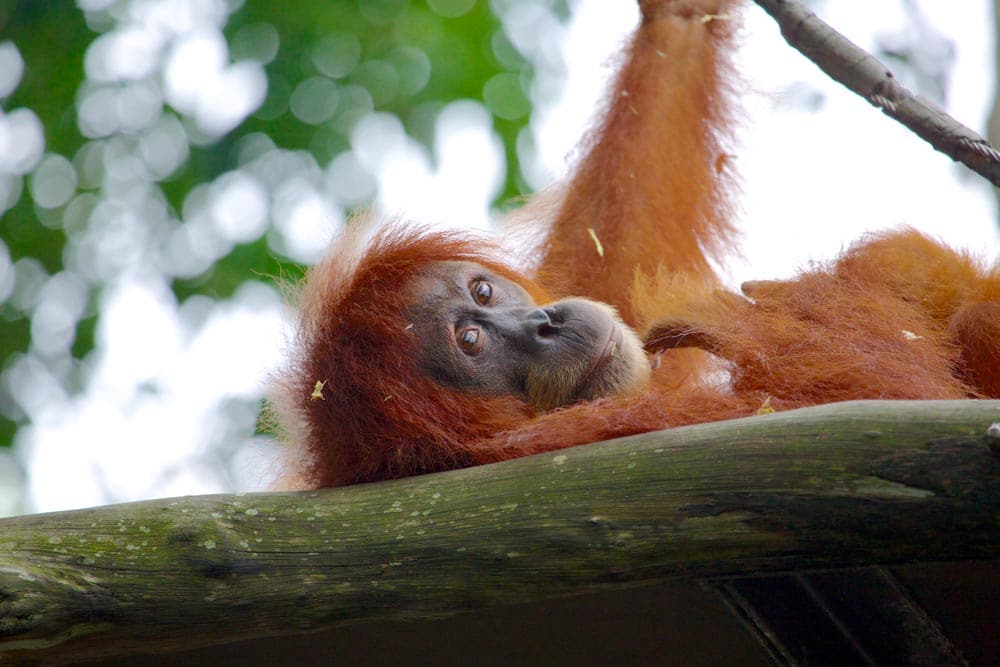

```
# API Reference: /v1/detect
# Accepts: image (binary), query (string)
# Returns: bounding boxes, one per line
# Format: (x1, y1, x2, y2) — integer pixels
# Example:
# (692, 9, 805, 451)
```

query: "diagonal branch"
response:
(753, 0, 1000, 187)
(1, 399, 999, 664)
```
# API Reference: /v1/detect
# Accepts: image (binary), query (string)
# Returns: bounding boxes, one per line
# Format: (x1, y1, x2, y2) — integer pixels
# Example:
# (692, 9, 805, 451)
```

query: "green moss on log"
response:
(1, 400, 998, 663)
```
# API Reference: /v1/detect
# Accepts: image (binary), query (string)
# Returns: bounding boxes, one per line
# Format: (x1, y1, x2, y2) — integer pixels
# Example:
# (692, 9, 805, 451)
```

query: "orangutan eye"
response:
(456, 326, 482, 354)
(471, 280, 493, 306)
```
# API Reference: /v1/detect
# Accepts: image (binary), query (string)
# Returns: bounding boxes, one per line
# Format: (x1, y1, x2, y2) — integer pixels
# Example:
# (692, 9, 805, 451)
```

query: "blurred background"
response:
(1, 0, 998, 515)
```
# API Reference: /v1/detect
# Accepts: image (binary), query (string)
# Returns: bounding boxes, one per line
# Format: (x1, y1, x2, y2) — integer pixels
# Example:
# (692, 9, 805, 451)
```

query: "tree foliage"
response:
(0, 1, 543, 461)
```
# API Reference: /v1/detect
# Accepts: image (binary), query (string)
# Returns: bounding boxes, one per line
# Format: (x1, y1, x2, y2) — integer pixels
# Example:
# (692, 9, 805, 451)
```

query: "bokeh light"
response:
(0, 42, 25, 98)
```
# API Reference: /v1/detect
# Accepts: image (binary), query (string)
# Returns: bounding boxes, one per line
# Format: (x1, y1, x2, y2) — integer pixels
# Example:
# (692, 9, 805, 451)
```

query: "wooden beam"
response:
(1, 400, 998, 663)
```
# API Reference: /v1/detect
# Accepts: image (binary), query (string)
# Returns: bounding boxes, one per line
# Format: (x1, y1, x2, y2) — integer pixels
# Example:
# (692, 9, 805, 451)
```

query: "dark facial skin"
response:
(407, 261, 650, 411)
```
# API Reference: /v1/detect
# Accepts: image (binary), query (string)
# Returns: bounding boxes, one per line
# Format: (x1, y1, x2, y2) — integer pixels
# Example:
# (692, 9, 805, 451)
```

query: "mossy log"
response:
(2, 400, 999, 663)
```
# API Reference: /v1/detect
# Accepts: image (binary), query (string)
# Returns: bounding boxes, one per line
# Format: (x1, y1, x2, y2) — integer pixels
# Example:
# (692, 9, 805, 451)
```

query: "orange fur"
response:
(274, 224, 544, 487)
(274, 2, 999, 488)
(950, 302, 1000, 396)
(538, 1, 740, 327)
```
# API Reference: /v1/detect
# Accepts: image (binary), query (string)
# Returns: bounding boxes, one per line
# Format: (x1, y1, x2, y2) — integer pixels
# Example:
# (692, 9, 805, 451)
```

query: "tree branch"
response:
(753, 0, 1000, 187)
(1, 399, 999, 663)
